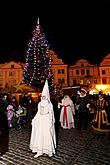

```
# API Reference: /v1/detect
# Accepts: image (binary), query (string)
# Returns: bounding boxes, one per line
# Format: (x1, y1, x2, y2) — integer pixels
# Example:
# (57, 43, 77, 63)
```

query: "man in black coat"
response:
(76, 89, 90, 130)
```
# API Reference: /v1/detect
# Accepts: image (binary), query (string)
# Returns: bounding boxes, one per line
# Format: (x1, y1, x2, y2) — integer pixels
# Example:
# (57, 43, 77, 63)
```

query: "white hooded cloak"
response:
(30, 80, 56, 157)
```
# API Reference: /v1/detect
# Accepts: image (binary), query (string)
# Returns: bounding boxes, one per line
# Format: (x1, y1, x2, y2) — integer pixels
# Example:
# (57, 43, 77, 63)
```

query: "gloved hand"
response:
(86, 103, 90, 108)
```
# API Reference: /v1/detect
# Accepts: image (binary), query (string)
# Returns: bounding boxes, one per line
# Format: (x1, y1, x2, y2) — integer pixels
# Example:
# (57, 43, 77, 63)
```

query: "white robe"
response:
(30, 100, 56, 157)
(60, 97, 75, 129)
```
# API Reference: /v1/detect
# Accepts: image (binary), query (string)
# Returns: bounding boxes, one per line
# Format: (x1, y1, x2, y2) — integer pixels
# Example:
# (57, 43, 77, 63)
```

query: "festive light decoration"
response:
(13, 83, 35, 93)
(23, 18, 54, 92)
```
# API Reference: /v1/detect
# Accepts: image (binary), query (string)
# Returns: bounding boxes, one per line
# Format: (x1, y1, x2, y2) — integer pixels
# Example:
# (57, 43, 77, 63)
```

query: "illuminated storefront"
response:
(90, 84, 110, 95)
(89, 88, 99, 95)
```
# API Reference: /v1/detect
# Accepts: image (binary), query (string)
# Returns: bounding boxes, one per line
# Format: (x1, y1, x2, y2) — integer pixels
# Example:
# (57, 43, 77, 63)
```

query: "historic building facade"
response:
(49, 50, 68, 87)
(0, 52, 110, 94)
(0, 61, 24, 90)
(0, 50, 68, 92)
(99, 54, 110, 84)
(96, 53, 110, 94)
(68, 59, 99, 89)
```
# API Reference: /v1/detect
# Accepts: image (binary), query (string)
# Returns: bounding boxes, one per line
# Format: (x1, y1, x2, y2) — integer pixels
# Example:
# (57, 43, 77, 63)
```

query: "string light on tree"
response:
(23, 18, 54, 92)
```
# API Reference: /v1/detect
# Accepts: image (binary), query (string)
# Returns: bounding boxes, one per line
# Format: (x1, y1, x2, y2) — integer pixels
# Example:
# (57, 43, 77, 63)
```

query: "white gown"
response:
(30, 100, 56, 157)
(60, 97, 75, 129)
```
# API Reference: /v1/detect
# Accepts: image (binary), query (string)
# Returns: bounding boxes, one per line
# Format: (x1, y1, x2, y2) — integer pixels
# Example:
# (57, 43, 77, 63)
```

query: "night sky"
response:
(0, 1, 110, 65)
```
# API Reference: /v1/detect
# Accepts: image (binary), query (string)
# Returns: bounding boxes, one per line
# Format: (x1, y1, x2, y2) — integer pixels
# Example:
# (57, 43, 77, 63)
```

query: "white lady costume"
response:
(59, 95, 75, 129)
(30, 80, 56, 158)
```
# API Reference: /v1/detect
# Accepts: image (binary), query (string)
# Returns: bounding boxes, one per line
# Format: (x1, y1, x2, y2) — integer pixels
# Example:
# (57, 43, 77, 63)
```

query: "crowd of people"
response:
(29, 81, 110, 158)
(1, 80, 110, 158)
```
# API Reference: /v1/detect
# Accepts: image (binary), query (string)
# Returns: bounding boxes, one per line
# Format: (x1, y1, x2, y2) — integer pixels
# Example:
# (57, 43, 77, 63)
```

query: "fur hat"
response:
(80, 88, 87, 94)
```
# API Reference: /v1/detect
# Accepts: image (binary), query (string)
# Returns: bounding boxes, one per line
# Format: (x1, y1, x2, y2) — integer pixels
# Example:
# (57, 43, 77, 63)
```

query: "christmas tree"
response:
(23, 18, 54, 92)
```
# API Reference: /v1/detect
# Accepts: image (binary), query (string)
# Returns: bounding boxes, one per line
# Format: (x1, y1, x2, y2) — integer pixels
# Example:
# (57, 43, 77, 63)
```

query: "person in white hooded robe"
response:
(59, 95, 75, 129)
(30, 80, 56, 158)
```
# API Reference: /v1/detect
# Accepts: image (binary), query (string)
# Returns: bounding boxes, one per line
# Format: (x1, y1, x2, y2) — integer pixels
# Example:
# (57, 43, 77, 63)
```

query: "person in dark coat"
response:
(51, 95, 61, 145)
(76, 89, 90, 130)
(0, 95, 9, 156)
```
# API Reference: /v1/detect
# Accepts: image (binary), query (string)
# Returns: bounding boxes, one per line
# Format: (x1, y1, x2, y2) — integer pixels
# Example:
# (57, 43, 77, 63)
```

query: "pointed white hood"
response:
(41, 79, 50, 101)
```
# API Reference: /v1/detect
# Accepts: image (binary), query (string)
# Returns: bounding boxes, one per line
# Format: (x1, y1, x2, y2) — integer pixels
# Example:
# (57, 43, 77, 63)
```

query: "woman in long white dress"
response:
(59, 95, 75, 129)
(30, 80, 56, 158)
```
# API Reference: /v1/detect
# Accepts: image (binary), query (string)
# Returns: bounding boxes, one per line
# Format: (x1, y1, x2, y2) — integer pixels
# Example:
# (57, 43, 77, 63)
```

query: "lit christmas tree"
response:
(23, 18, 54, 92)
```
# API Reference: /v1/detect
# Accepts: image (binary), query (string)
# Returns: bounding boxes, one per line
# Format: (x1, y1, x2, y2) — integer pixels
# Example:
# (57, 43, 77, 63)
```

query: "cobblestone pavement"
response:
(0, 125, 110, 165)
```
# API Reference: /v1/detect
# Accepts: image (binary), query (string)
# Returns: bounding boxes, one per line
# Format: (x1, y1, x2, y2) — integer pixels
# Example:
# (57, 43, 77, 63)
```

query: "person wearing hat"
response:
(92, 93, 110, 131)
(30, 80, 56, 158)
(75, 88, 90, 130)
